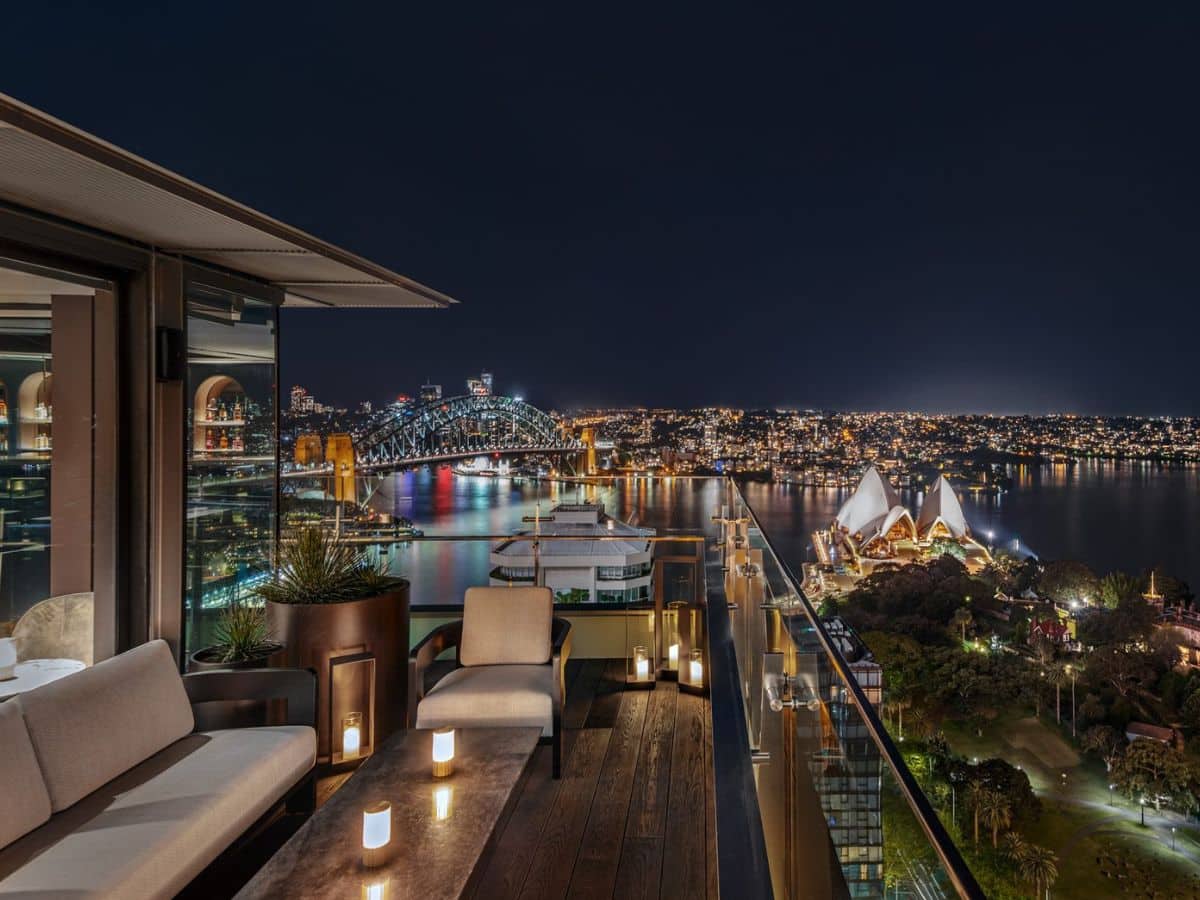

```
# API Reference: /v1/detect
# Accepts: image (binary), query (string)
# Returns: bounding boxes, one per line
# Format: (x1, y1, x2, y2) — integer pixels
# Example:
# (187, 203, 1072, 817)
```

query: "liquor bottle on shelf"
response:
(233, 397, 243, 421)
(35, 402, 47, 420)
(205, 430, 215, 451)
(0, 396, 8, 423)
(206, 399, 217, 421)
(217, 400, 228, 421)
(219, 430, 229, 450)
(231, 433, 244, 452)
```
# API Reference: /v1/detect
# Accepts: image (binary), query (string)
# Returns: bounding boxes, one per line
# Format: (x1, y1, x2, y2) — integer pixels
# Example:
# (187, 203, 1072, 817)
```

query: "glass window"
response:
(0, 262, 112, 669)
(183, 283, 277, 655)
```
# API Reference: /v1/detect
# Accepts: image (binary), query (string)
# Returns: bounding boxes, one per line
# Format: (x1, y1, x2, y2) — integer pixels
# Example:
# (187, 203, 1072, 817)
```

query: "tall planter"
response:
(268, 582, 410, 764)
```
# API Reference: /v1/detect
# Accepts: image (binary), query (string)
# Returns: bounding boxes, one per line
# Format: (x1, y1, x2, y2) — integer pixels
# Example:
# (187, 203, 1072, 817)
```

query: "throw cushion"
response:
(460, 586, 552, 666)
(18, 639, 194, 812)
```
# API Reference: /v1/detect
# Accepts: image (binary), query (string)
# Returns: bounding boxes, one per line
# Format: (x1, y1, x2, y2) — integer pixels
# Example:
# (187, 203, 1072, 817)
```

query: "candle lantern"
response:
(361, 801, 392, 867)
(341, 712, 363, 761)
(361, 880, 389, 900)
(677, 605, 708, 696)
(627, 643, 654, 688)
(432, 727, 455, 777)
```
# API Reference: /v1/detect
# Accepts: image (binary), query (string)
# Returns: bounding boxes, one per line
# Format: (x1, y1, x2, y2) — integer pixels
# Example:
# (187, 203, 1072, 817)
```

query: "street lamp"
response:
(1140, 797, 1146, 826)
(1108, 783, 1115, 806)
(1171, 826, 1177, 852)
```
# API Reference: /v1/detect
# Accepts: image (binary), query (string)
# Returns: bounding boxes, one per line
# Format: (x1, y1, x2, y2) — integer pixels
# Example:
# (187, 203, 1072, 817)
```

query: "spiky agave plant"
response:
(255, 527, 403, 605)
(211, 603, 276, 663)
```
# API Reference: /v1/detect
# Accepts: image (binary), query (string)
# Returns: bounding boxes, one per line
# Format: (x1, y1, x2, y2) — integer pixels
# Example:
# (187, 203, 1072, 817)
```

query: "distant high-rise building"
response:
(359, 400, 372, 414)
(289, 385, 308, 414)
(481, 371, 493, 395)
(420, 383, 442, 404)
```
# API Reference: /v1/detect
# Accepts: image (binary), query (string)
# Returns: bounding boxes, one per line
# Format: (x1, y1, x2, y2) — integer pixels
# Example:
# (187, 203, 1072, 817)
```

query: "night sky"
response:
(4, 4, 1199, 413)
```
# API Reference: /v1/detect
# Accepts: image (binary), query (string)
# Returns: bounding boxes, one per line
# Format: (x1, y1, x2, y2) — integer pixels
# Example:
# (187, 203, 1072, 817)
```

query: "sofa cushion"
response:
(18, 639, 194, 812)
(0, 702, 51, 850)
(416, 664, 554, 736)
(460, 586, 552, 666)
(0, 725, 315, 899)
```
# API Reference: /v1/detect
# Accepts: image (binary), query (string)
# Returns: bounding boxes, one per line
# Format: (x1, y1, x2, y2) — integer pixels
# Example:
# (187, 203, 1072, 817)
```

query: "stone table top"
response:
(236, 726, 542, 900)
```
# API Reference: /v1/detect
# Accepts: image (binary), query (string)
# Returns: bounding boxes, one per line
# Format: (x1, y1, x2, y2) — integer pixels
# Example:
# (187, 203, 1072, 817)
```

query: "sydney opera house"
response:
(820, 467, 991, 572)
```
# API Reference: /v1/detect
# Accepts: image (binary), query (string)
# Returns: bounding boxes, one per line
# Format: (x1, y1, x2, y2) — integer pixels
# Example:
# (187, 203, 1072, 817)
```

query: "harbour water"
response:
(370, 462, 1200, 606)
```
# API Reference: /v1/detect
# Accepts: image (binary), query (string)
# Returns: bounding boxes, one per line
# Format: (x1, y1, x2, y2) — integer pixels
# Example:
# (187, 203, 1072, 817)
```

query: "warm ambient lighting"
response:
(633, 645, 650, 680)
(433, 785, 453, 821)
(362, 879, 389, 900)
(432, 727, 455, 777)
(362, 801, 391, 867)
(342, 712, 363, 761)
(689, 649, 704, 684)
(668, 643, 679, 668)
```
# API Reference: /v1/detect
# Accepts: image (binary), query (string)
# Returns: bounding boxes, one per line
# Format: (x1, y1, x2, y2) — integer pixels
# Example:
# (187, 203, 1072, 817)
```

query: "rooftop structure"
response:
(490, 502, 652, 604)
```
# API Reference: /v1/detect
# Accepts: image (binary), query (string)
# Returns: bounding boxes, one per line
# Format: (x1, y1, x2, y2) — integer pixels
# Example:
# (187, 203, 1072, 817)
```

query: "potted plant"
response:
(260, 528, 410, 763)
(188, 602, 281, 671)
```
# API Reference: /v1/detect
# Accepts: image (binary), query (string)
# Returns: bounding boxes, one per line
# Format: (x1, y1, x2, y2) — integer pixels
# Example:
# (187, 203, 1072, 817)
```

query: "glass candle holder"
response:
(432, 727, 455, 777)
(633, 645, 650, 681)
(361, 879, 389, 900)
(342, 712, 363, 761)
(667, 642, 679, 670)
(362, 801, 391, 867)
(689, 649, 704, 685)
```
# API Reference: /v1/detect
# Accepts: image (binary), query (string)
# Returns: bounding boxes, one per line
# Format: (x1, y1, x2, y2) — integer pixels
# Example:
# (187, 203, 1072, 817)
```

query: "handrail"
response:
(705, 545, 775, 899)
(730, 481, 985, 900)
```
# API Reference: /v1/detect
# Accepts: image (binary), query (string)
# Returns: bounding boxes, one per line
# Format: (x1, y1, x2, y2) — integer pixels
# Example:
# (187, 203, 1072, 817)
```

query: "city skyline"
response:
(4, 5, 1200, 413)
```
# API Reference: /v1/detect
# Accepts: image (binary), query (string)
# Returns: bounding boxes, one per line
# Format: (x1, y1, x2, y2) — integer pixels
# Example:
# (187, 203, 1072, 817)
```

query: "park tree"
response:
(1036, 560, 1099, 606)
(1154, 572, 1195, 610)
(980, 789, 1013, 848)
(1080, 725, 1123, 772)
(950, 607, 973, 643)
(817, 596, 839, 618)
(929, 537, 966, 562)
(1077, 692, 1107, 729)
(1016, 844, 1058, 900)
(1182, 690, 1200, 731)
(1098, 571, 1142, 609)
(1086, 645, 1153, 700)
(1046, 663, 1067, 724)
(1111, 738, 1196, 812)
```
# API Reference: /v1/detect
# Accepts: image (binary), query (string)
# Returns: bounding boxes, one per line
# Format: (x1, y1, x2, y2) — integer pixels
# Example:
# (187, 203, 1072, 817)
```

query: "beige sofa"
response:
(0, 639, 316, 899)
(411, 586, 571, 777)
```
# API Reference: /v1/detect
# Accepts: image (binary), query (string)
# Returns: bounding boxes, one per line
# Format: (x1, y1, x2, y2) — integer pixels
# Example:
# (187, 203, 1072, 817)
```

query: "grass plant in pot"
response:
(259, 528, 410, 764)
(188, 602, 282, 671)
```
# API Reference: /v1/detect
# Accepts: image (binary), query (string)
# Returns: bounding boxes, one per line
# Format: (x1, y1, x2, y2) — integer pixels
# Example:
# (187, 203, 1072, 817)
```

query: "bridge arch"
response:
(356, 395, 580, 467)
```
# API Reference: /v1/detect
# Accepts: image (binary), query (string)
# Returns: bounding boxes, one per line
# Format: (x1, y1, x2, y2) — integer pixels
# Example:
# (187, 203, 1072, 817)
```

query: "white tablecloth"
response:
(0, 658, 86, 699)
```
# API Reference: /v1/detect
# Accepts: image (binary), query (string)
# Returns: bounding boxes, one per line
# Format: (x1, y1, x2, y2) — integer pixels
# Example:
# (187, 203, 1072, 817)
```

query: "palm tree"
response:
(1018, 844, 1058, 900)
(1001, 831, 1027, 864)
(951, 606, 973, 643)
(1047, 663, 1067, 725)
(967, 779, 985, 845)
(980, 790, 1013, 848)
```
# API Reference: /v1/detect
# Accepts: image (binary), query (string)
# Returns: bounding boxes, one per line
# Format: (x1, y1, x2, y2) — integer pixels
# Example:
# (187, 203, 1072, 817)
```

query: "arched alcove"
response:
(19, 371, 52, 452)
(192, 374, 246, 453)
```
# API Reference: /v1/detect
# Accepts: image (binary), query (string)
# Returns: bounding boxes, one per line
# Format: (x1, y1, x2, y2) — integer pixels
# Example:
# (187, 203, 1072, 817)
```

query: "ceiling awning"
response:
(0, 92, 456, 309)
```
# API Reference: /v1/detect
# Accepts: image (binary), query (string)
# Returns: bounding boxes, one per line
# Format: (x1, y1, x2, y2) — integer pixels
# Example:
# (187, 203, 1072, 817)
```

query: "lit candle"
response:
(633, 645, 649, 680)
(432, 727, 455, 777)
(342, 712, 362, 761)
(362, 880, 389, 900)
(433, 785, 453, 821)
(689, 650, 703, 684)
(362, 801, 391, 867)
(668, 643, 679, 669)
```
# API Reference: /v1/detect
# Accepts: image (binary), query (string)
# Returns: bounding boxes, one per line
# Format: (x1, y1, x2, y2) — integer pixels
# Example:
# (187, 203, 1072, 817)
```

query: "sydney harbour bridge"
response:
(289, 394, 585, 477)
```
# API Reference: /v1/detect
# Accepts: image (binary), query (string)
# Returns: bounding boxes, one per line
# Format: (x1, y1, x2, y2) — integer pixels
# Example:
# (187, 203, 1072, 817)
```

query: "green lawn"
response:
(937, 712, 1200, 899)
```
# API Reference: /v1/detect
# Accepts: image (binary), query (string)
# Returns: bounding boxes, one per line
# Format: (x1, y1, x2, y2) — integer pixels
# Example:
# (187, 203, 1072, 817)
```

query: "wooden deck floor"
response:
(470, 658, 717, 900)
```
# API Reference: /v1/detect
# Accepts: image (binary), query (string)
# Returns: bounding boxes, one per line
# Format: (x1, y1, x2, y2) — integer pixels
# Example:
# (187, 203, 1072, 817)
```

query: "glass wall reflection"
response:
(183, 284, 277, 655)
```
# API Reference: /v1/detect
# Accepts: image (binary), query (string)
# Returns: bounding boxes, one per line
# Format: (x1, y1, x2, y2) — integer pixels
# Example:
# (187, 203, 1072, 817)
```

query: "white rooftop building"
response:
(490, 503, 653, 604)
(916, 474, 971, 540)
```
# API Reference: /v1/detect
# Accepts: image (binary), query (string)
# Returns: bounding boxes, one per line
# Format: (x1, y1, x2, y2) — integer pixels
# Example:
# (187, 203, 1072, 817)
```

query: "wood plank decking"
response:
(471, 658, 718, 900)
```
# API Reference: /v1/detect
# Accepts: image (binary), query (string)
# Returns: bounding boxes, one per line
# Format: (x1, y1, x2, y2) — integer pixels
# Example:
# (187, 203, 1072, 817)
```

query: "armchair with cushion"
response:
(410, 586, 571, 777)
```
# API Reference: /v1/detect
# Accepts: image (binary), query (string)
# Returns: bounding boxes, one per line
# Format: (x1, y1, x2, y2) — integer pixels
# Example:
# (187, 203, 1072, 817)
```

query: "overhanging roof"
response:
(0, 92, 456, 309)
